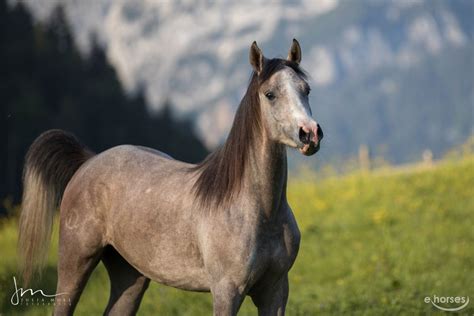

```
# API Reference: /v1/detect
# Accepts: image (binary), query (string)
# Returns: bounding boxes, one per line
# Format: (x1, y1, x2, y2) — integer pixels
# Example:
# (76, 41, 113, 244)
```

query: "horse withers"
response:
(18, 39, 323, 316)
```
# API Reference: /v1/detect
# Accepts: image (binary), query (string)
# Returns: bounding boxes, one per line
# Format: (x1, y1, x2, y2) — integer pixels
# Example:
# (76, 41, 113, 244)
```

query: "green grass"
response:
(1, 157, 473, 315)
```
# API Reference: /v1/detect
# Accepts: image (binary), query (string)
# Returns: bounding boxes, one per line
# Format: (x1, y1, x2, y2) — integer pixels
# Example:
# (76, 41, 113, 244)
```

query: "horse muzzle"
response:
(298, 123, 323, 156)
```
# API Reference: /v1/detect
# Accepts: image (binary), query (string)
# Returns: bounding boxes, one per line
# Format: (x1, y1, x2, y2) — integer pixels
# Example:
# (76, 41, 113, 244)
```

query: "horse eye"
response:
(265, 92, 276, 101)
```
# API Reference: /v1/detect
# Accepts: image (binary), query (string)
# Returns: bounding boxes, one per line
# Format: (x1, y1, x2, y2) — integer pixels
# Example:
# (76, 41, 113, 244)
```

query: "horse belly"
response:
(108, 210, 210, 292)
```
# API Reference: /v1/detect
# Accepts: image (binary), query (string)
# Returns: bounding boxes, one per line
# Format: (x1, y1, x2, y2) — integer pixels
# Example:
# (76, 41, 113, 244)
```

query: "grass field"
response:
(1, 156, 473, 315)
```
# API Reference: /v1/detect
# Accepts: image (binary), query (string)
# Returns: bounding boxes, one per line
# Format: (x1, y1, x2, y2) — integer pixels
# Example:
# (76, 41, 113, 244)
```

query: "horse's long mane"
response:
(191, 58, 306, 208)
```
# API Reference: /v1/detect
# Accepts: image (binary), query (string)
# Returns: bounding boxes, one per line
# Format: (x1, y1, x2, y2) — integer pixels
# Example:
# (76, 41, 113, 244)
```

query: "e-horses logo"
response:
(10, 276, 69, 306)
(424, 295, 470, 312)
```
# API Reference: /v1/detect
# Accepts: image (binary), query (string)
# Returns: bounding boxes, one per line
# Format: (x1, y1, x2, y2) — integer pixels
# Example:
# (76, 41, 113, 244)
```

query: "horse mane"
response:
(190, 58, 307, 208)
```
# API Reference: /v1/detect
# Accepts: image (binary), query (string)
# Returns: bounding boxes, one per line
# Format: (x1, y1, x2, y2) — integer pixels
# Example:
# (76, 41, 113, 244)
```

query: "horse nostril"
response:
(317, 124, 324, 140)
(299, 127, 311, 144)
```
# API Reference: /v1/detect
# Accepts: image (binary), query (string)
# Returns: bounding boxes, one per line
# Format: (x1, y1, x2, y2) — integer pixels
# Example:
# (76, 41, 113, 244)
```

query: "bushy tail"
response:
(18, 130, 93, 285)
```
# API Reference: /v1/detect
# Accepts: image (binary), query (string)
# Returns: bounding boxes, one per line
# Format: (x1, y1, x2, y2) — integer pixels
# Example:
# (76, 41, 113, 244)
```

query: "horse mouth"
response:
(298, 127, 320, 156)
(299, 142, 319, 156)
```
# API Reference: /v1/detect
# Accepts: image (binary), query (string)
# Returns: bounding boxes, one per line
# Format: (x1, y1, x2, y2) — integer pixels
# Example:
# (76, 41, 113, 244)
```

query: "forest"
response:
(0, 1, 208, 214)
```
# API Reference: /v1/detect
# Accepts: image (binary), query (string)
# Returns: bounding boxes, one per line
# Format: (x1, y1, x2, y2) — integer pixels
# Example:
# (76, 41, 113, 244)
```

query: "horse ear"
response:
(287, 38, 301, 65)
(249, 41, 265, 75)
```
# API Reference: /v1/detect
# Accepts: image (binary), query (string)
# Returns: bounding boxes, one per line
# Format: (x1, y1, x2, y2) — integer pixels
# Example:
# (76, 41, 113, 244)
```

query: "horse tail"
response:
(18, 130, 93, 285)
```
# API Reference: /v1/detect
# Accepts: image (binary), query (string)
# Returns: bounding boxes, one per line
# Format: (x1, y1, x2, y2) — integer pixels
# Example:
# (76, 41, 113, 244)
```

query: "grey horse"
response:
(18, 39, 323, 316)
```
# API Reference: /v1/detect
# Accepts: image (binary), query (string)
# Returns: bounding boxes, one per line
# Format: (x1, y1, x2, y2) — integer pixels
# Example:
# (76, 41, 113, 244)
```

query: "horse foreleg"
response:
(250, 275, 289, 316)
(211, 280, 246, 316)
(102, 246, 150, 316)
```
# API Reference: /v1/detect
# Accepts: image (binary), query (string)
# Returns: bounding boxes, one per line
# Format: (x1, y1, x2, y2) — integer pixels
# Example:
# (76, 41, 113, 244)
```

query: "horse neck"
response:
(246, 134, 288, 218)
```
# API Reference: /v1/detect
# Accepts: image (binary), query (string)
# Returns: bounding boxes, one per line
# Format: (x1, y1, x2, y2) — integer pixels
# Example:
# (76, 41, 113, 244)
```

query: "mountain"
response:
(21, 0, 474, 164)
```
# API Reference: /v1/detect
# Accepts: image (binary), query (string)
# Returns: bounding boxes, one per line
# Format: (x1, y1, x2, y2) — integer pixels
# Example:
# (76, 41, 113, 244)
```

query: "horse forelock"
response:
(190, 59, 306, 209)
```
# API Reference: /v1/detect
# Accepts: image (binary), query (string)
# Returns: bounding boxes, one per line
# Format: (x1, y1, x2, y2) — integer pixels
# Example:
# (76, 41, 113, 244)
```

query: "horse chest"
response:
(255, 218, 301, 274)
